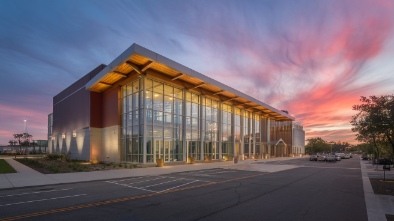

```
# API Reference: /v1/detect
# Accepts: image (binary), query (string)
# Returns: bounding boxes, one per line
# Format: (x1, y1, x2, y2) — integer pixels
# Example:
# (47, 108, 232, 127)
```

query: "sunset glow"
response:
(1, 0, 394, 145)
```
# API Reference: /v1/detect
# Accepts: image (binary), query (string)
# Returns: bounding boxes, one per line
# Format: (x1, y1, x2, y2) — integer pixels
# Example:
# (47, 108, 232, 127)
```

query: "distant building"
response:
(48, 43, 299, 163)
(292, 122, 305, 155)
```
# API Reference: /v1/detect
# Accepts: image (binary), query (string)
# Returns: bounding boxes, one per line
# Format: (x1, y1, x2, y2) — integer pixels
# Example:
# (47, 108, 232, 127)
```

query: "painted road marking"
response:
(144, 178, 193, 188)
(157, 180, 199, 193)
(0, 194, 87, 207)
(0, 173, 267, 221)
(0, 188, 73, 198)
(107, 176, 204, 193)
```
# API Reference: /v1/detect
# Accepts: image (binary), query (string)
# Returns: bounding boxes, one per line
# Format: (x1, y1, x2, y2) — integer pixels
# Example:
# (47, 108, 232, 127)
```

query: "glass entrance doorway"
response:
(154, 140, 173, 162)
(187, 141, 200, 160)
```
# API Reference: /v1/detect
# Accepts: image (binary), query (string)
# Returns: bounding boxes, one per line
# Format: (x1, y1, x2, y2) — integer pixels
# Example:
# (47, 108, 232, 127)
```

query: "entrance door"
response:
(187, 141, 199, 160)
(154, 140, 163, 161)
(155, 139, 173, 162)
(164, 140, 171, 162)
(235, 142, 241, 157)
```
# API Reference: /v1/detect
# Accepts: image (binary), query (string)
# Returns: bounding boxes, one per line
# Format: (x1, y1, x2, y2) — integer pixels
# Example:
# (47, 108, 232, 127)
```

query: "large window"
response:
(122, 78, 183, 163)
(186, 92, 200, 160)
(202, 98, 219, 159)
(145, 79, 183, 163)
(243, 111, 251, 158)
(221, 104, 233, 158)
(234, 108, 241, 156)
(254, 114, 260, 155)
(121, 79, 142, 163)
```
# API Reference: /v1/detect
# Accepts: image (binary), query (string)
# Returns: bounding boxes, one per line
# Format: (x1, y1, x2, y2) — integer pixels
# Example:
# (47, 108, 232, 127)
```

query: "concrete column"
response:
(267, 118, 271, 157)
(218, 102, 222, 159)
(252, 112, 255, 156)
(200, 95, 204, 161)
(182, 89, 187, 161)
(247, 114, 251, 158)
(240, 109, 244, 160)
(231, 105, 235, 158)
(141, 77, 147, 164)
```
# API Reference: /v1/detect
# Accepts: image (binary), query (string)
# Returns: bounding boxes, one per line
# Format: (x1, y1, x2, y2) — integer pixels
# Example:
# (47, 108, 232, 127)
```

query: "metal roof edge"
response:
(86, 43, 294, 120)
(86, 44, 137, 90)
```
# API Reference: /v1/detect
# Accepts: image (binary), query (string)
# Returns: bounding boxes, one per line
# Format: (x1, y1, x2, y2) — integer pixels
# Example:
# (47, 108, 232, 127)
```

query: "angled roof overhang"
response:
(86, 43, 294, 121)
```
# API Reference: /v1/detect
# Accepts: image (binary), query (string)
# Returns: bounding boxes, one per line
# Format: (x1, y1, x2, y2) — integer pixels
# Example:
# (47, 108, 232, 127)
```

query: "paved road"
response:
(0, 157, 367, 221)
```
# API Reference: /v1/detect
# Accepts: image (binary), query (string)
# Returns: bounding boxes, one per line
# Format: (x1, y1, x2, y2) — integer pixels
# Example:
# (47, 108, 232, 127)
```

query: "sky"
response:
(1, 0, 394, 145)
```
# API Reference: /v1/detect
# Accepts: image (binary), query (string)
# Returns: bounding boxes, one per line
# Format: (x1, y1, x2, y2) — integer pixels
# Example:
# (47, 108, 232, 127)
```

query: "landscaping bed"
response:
(15, 154, 142, 174)
(369, 178, 394, 196)
(0, 159, 16, 174)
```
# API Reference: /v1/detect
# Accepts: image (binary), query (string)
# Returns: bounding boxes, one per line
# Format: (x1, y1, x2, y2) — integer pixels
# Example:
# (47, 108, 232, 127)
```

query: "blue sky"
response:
(1, 0, 394, 145)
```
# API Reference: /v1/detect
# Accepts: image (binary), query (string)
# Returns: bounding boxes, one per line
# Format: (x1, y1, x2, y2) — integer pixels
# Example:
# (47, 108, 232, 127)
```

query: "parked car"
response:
(344, 154, 350, 159)
(336, 153, 346, 159)
(361, 153, 369, 160)
(309, 154, 318, 161)
(317, 154, 327, 161)
(335, 155, 341, 161)
(326, 154, 336, 162)
(378, 158, 393, 165)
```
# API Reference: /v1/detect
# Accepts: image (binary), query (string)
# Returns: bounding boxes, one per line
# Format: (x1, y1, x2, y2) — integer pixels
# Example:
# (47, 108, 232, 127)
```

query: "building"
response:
(48, 43, 301, 164)
(292, 122, 306, 155)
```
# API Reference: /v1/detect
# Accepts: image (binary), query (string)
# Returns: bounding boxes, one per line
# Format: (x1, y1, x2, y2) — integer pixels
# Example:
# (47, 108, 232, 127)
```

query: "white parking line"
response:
(143, 179, 190, 188)
(117, 183, 158, 193)
(207, 171, 236, 174)
(0, 194, 87, 207)
(112, 177, 149, 182)
(0, 188, 73, 198)
(128, 177, 168, 185)
(158, 180, 200, 193)
(185, 169, 224, 174)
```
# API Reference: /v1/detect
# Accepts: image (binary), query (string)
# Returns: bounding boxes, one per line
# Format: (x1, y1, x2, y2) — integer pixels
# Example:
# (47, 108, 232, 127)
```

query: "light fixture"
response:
(72, 130, 76, 137)
(62, 133, 66, 139)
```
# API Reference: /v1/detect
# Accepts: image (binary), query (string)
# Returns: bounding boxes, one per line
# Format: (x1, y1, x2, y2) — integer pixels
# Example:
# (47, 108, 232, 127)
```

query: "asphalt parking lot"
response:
(105, 168, 260, 193)
(0, 158, 368, 221)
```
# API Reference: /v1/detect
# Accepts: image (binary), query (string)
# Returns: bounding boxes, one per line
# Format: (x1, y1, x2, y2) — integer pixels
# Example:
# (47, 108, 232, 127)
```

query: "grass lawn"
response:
(0, 159, 17, 173)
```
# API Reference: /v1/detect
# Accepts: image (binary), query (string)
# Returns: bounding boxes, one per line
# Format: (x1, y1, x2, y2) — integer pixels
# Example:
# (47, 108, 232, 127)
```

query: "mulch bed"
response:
(14, 158, 143, 174)
(369, 178, 394, 196)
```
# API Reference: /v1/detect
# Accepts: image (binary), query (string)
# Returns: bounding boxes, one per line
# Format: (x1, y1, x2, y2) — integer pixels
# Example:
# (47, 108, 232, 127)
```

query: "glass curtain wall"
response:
(121, 79, 142, 163)
(186, 92, 200, 160)
(123, 78, 183, 163)
(221, 104, 233, 159)
(148, 79, 183, 162)
(202, 98, 219, 159)
(243, 111, 251, 158)
(254, 114, 261, 156)
(234, 108, 241, 157)
(121, 77, 274, 163)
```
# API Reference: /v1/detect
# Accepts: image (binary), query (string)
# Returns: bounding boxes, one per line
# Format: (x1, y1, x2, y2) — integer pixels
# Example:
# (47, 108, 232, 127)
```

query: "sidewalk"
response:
(0, 156, 299, 189)
(360, 159, 394, 221)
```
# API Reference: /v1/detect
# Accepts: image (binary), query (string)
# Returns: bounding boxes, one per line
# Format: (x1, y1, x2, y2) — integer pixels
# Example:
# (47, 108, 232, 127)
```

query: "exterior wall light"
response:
(73, 130, 76, 137)
(62, 133, 66, 139)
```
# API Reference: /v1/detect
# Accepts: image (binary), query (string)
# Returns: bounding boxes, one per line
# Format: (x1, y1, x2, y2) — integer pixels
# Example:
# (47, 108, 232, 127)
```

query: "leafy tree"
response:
(12, 133, 33, 153)
(305, 137, 331, 154)
(328, 141, 351, 153)
(351, 95, 394, 158)
(13, 134, 23, 152)
(8, 140, 17, 146)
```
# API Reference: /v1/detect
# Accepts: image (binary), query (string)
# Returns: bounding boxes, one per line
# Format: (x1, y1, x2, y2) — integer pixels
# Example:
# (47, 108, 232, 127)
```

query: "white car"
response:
(317, 154, 327, 161)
